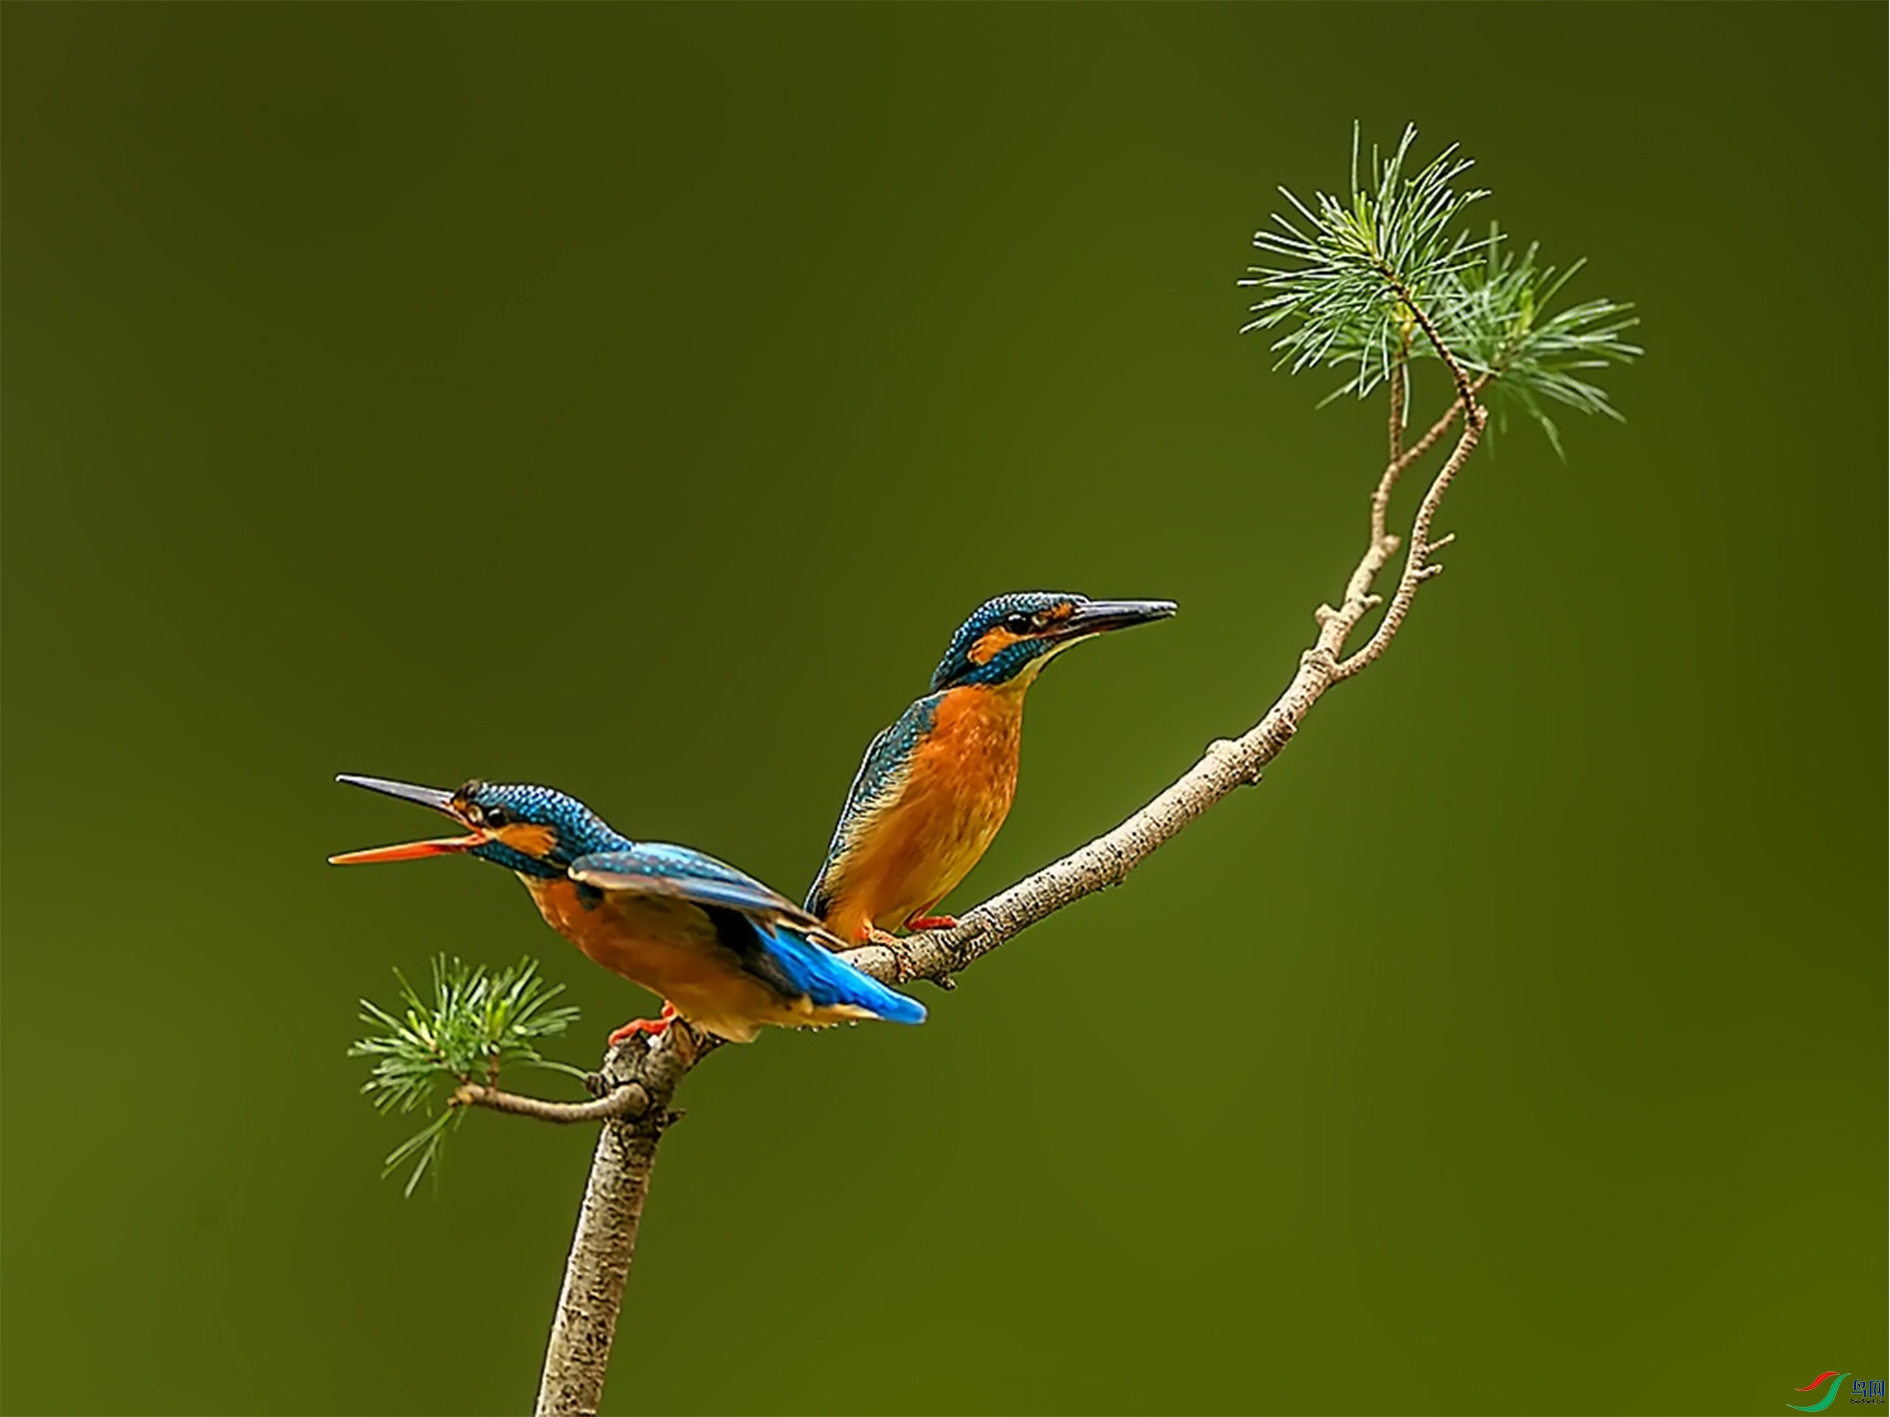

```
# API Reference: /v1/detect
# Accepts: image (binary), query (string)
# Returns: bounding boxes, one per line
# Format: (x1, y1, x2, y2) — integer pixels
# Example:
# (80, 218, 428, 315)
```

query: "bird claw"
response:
(608, 1002, 678, 1047)
(607, 1017, 667, 1047)
(854, 926, 912, 978)
(905, 914, 959, 932)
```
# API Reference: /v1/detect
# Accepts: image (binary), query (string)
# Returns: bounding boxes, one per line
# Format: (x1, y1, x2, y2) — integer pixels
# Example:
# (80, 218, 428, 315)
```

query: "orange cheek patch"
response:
(496, 822, 559, 858)
(969, 626, 1026, 665)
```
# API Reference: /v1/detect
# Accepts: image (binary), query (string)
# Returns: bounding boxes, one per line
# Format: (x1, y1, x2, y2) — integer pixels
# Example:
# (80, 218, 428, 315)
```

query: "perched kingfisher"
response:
(330, 775, 926, 1044)
(806, 591, 1176, 945)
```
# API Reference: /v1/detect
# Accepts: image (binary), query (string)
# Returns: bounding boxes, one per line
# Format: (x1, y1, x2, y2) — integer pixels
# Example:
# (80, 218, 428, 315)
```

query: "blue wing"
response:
(744, 923, 926, 1025)
(569, 846, 926, 1026)
(804, 693, 940, 916)
(571, 844, 815, 924)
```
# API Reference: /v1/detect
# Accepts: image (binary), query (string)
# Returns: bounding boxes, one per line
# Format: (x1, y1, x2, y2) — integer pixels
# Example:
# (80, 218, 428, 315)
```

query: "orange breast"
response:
(829, 684, 1024, 938)
(524, 877, 696, 985)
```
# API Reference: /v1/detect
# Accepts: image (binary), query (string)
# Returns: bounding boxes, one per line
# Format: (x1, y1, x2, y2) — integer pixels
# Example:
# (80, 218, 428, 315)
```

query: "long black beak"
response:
(1056, 598, 1178, 638)
(335, 774, 464, 819)
(330, 774, 486, 865)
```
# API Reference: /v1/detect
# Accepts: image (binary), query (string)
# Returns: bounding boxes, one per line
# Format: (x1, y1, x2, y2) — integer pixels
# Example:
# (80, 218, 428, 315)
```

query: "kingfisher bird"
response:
(330, 775, 925, 1044)
(806, 591, 1176, 946)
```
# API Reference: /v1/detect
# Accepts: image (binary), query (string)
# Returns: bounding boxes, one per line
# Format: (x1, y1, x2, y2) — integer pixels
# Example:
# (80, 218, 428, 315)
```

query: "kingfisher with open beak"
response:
(330, 775, 926, 1044)
(806, 591, 1176, 946)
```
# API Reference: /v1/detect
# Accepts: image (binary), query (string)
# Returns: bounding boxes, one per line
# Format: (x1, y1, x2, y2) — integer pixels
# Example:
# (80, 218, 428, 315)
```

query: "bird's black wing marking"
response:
(803, 693, 940, 916)
(701, 905, 805, 1002)
(568, 854, 851, 1004)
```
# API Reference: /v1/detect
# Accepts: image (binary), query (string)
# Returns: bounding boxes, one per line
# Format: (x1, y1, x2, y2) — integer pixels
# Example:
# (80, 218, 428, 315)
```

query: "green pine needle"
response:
(349, 955, 586, 1196)
(1240, 124, 1640, 455)
(1241, 123, 1490, 401)
(1443, 230, 1642, 458)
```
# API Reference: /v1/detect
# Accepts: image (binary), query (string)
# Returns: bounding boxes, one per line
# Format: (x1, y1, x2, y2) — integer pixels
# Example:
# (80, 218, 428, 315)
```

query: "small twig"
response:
(1379, 265, 1482, 425)
(1388, 325, 1410, 463)
(455, 1082, 650, 1125)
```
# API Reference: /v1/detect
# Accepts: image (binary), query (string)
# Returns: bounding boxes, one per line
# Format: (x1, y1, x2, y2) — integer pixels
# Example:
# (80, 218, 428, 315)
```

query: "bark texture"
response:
(533, 1027, 714, 1416)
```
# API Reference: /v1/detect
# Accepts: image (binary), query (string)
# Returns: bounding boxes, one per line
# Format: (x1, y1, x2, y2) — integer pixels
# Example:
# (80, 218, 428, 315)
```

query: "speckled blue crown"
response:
(930, 591, 1084, 691)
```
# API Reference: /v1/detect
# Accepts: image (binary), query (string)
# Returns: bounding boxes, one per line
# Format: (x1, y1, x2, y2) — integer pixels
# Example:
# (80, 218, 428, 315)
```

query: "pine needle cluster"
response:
(1241, 125, 1640, 454)
(350, 956, 586, 1195)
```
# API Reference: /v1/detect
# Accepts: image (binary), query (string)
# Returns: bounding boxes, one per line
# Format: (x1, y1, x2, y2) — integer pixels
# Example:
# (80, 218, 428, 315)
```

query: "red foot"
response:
(608, 1002, 677, 1046)
(905, 913, 959, 932)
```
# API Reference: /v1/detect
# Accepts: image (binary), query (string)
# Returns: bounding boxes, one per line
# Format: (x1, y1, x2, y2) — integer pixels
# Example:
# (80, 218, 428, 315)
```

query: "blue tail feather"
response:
(759, 925, 927, 1025)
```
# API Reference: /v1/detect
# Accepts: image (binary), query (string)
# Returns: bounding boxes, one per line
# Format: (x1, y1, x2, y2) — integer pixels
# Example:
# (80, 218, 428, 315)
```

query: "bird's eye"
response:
(485, 807, 508, 828)
(1004, 612, 1034, 634)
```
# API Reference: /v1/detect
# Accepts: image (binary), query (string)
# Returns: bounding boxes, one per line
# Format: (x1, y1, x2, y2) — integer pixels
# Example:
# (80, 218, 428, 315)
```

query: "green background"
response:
(3, 5, 1883, 1414)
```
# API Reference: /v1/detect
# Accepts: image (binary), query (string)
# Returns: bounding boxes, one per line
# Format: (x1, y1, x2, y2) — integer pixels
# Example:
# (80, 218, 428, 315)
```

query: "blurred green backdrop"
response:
(3, 5, 1883, 1415)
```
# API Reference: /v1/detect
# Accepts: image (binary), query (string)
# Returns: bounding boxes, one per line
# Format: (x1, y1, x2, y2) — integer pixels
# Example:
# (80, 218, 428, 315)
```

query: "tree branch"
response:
(534, 1025, 716, 1417)
(471, 127, 1640, 1411)
(523, 383, 1483, 1414)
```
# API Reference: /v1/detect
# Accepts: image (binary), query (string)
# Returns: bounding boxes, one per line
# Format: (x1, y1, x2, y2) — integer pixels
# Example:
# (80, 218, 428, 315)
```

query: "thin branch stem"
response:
(1372, 372, 1491, 550)
(1378, 264, 1482, 426)
(1336, 413, 1483, 679)
(455, 1082, 650, 1124)
(1388, 327, 1410, 464)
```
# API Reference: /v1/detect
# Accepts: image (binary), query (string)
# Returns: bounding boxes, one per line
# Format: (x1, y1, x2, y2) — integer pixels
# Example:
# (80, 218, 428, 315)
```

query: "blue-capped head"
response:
(929, 591, 1177, 692)
(328, 775, 624, 879)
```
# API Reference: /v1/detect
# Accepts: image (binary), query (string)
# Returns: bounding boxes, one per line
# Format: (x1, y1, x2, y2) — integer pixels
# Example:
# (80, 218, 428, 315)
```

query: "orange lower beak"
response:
(328, 831, 491, 865)
(330, 773, 488, 866)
